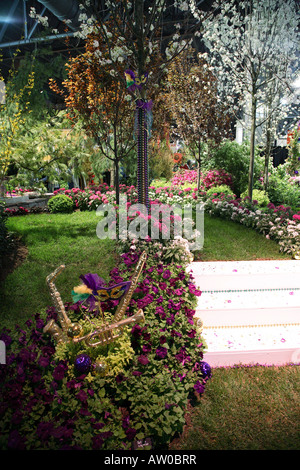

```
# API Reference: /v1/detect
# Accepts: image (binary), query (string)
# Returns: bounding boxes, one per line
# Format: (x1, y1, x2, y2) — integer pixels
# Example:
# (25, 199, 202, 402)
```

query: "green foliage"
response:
(149, 140, 174, 181)
(203, 140, 263, 196)
(241, 189, 270, 206)
(48, 194, 74, 213)
(8, 112, 90, 191)
(267, 163, 300, 209)
(206, 184, 235, 198)
(7, 49, 66, 119)
(113, 371, 188, 444)
(54, 313, 135, 380)
(0, 246, 206, 450)
(286, 123, 300, 176)
(0, 202, 14, 268)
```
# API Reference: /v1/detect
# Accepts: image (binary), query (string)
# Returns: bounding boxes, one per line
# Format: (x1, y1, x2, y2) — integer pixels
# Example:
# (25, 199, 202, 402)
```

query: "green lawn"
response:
(198, 215, 291, 261)
(169, 365, 300, 450)
(1, 212, 117, 329)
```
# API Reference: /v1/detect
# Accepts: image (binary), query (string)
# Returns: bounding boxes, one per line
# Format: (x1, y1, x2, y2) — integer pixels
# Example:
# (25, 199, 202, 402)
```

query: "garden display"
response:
(0, 232, 208, 450)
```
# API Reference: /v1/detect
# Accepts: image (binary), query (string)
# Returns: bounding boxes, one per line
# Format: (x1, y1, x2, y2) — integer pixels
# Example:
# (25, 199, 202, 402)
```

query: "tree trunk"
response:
(115, 159, 120, 207)
(113, 125, 120, 206)
(248, 93, 257, 200)
(197, 141, 201, 192)
(135, 0, 149, 209)
(263, 118, 272, 191)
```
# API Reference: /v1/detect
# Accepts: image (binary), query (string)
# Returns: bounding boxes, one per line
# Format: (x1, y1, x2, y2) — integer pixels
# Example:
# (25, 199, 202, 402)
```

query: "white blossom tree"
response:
(31, 0, 220, 206)
(201, 0, 300, 199)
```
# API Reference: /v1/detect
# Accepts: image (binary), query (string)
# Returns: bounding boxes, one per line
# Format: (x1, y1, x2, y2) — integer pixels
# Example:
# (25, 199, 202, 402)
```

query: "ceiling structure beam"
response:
(37, 0, 81, 31)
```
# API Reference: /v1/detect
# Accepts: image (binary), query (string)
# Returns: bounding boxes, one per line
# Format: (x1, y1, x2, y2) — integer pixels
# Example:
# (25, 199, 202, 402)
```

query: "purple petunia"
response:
(162, 269, 171, 280)
(52, 362, 68, 381)
(155, 346, 168, 359)
(138, 354, 149, 365)
(194, 381, 205, 394)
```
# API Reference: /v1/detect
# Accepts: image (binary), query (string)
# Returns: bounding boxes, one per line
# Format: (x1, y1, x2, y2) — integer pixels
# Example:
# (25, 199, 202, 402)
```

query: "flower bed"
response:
(0, 248, 208, 450)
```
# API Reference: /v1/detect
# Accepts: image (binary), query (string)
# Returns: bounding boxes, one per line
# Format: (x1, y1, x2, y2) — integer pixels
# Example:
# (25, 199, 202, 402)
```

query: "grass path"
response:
(169, 365, 300, 450)
(197, 215, 291, 261)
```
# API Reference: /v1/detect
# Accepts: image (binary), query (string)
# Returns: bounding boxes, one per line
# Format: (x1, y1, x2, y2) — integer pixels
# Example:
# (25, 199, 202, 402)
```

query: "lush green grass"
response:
(169, 365, 300, 450)
(198, 215, 291, 261)
(1, 212, 117, 329)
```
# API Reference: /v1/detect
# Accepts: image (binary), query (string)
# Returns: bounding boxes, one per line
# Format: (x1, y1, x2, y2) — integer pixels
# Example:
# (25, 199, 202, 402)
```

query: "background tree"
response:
(0, 56, 35, 195)
(8, 112, 91, 192)
(201, 0, 300, 199)
(50, 29, 135, 205)
(72, 0, 218, 206)
(165, 48, 232, 190)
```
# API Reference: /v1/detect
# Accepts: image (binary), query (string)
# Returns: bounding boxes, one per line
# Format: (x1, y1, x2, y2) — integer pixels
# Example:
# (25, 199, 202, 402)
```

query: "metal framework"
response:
(0, 0, 79, 49)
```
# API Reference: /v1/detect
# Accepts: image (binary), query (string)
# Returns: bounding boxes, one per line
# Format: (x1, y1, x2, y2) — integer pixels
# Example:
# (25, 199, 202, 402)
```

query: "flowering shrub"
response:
(171, 169, 198, 186)
(53, 185, 138, 212)
(201, 169, 233, 190)
(0, 250, 207, 450)
(206, 184, 236, 199)
(5, 188, 33, 197)
(170, 169, 233, 191)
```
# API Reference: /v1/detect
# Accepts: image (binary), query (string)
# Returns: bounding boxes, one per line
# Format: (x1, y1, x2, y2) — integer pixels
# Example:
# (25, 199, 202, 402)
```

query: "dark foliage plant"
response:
(0, 202, 14, 269)
(0, 250, 207, 450)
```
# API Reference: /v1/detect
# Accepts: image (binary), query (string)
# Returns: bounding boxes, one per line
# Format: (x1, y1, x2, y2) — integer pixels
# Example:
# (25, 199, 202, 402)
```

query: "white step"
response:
(203, 348, 300, 367)
(189, 260, 300, 276)
(190, 260, 300, 367)
(198, 290, 300, 311)
(201, 324, 300, 367)
(196, 306, 300, 327)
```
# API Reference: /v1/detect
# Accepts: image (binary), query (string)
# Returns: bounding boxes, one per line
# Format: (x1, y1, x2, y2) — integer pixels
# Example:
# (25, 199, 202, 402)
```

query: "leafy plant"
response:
(48, 194, 74, 213)
(204, 140, 263, 197)
(241, 189, 270, 207)
(206, 184, 235, 199)
(0, 202, 14, 268)
(0, 248, 206, 450)
(267, 163, 300, 209)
